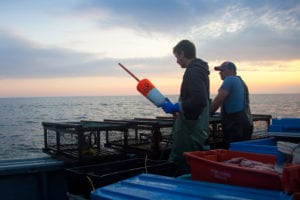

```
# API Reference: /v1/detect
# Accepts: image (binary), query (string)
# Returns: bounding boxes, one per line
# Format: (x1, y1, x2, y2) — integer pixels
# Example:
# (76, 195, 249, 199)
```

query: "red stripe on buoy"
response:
(137, 79, 155, 97)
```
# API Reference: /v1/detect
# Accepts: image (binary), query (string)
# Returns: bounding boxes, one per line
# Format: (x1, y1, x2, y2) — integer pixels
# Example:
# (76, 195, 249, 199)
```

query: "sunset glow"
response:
(0, 1, 299, 98)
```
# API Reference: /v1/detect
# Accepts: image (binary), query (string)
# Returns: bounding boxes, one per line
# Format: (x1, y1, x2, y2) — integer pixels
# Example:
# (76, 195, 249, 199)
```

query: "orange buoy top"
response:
(137, 79, 155, 97)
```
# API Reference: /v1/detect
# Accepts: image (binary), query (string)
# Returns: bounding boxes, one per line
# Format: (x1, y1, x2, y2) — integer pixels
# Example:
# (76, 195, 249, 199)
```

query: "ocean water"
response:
(0, 94, 299, 160)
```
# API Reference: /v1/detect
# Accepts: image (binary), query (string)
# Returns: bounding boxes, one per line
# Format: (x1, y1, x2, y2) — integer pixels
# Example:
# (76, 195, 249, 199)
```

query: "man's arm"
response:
(210, 89, 229, 113)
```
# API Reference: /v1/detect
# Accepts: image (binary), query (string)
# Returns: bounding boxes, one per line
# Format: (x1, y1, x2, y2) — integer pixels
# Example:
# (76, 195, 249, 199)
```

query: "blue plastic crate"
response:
(229, 138, 285, 166)
(91, 173, 292, 200)
(269, 118, 300, 132)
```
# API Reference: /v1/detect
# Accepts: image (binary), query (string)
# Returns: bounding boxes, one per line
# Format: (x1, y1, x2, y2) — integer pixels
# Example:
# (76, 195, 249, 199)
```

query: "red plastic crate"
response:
(282, 164, 300, 193)
(184, 149, 282, 190)
(185, 149, 300, 193)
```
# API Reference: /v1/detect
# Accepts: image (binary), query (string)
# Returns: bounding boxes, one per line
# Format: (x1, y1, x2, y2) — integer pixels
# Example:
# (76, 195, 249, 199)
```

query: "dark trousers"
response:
(222, 111, 253, 149)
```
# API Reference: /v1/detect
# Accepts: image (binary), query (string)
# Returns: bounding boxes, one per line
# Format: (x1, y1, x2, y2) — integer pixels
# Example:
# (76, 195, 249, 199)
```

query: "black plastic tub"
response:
(66, 158, 176, 197)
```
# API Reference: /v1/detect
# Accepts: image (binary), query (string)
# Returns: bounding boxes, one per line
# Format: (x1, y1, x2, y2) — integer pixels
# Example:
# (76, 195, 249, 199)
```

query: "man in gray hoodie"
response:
(162, 40, 210, 175)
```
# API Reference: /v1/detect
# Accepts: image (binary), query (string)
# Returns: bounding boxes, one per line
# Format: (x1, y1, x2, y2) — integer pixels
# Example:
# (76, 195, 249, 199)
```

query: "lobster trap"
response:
(103, 118, 173, 158)
(42, 121, 129, 162)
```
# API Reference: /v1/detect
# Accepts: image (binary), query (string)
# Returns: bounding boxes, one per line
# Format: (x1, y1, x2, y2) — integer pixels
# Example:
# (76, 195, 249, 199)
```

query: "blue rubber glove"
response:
(172, 103, 180, 113)
(162, 98, 180, 114)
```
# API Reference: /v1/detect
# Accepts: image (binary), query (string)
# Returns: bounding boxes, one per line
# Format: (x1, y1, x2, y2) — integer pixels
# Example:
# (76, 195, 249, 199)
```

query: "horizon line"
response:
(0, 92, 299, 99)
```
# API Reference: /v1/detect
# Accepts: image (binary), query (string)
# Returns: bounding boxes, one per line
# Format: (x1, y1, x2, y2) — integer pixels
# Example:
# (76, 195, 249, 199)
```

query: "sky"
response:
(0, 0, 299, 98)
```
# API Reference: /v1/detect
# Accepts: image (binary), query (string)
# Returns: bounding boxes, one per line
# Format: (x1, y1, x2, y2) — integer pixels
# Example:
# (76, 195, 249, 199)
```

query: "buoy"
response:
(137, 78, 166, 107)
(118, 63, 167, 107)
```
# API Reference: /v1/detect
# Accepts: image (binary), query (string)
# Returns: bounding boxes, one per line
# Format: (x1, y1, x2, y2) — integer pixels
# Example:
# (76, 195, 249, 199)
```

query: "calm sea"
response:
(0, 94, 299, 160)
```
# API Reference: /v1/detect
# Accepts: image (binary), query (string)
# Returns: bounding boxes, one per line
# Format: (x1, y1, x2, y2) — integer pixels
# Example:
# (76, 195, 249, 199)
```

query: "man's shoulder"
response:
(188, 59, 209, 74)
(224, 75, 241, 83)
(222, 76, 239, 90)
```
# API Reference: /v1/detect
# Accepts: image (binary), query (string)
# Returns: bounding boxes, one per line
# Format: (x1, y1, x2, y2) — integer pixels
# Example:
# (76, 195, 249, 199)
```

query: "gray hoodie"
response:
(179, 58, 210, 120)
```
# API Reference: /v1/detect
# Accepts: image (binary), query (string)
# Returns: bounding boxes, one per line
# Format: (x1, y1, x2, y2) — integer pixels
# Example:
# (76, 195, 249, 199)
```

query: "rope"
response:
(144, 154, 148, 173)
(292, 143, 300, 154)
(86, 176, 95, 191)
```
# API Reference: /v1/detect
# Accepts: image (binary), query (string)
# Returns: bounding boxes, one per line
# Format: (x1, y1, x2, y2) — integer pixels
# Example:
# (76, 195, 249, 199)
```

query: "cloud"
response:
(201, 24, 300, 61)
(0, 30, 110, 78)
(72, 0, 300, 61)
(0, 30, 175, 79)
(191, 1, 300, 61)
(75, 1, 299, 33)
(0, 0, 299, 80)
(76, 0, 203, 33)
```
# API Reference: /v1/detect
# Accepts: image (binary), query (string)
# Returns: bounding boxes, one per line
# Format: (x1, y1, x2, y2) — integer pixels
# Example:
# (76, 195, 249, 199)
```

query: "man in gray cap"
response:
(210, 61, 253, 149)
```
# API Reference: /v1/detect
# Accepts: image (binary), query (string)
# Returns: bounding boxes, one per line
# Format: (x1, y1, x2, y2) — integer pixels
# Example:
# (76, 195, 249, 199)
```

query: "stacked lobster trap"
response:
(42, 118, 174, 163)
(42, 114, 273, 163)
(42, 121, 130, 163)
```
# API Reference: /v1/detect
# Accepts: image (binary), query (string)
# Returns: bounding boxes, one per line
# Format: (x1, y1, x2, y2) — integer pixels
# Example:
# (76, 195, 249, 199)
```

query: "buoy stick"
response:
(118, 63, 140, 82)
(118, 62, 177, 118)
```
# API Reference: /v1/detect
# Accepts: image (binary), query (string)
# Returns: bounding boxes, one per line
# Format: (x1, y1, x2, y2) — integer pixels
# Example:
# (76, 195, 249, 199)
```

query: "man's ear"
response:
(179, 50, 185, 58)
